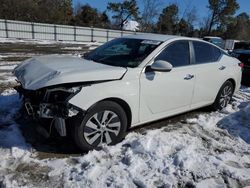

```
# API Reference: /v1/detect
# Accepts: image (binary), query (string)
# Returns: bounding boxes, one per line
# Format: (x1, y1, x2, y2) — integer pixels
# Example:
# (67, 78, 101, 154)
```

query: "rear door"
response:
(191, 41, 227, 108)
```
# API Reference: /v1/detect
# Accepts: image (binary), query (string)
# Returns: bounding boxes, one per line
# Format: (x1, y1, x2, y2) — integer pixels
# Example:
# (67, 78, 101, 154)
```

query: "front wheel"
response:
(73, 101, 127, 151)
(211, 81, 234, 110)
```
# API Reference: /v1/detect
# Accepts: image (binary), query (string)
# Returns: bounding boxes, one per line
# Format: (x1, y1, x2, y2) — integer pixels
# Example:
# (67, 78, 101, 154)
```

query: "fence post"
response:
(4, 19, 8, 38)
(74, 26, 76, 41)
(106, 30, 109, 42)
(91, 26, 94, 42)
(31, 23, 35, 39)
(54, 25, 57, 41)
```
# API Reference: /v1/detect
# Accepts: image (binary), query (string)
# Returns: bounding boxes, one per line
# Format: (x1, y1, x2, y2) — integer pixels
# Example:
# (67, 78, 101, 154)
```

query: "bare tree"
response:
(140, 0, 161, 32)
(178, 6, 198, 36)
(185, 7, 198, 28)
(225, 13, 250, 40)
(207, 0, 239, 35)
(73, 0, 82, 15)
(199, 15, 212, 36)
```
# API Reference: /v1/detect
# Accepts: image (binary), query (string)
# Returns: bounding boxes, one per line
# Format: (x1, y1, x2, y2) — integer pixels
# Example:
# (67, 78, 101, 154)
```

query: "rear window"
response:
(193, 41, 222, 64)
(203, 37, 224, 48)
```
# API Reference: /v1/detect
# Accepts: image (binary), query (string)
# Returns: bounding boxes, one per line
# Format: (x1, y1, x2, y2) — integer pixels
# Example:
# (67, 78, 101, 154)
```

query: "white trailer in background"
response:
(224, 39, 240, 51)
(122, 20, 140, 31)
(203, 36, 224, 48)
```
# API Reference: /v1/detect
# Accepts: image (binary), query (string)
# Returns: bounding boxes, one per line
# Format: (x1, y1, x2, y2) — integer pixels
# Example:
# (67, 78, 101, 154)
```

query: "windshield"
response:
(234, 42, 250, 50)
(84, 38, 161, 68)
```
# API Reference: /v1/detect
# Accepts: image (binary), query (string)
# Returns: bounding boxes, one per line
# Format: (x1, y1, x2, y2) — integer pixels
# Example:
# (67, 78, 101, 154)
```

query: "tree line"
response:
(0, 0, 249, 40)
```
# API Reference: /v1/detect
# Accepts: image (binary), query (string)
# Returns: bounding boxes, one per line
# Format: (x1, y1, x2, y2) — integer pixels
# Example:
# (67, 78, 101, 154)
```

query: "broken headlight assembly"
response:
(38, 86, 82, 118)
(21, 86, 82, 119)
(43, 86, 82, 103)
(22, 86, 83, 137)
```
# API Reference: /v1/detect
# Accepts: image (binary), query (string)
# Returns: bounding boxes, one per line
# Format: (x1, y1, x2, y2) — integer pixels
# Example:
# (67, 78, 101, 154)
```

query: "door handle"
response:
(184, 74, 194, 80)
(219, 66, 226, 70)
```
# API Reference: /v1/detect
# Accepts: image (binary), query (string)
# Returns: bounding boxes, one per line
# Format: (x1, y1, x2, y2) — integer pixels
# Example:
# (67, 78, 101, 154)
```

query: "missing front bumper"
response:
(24, 102, 81, 137)
(24, 101, 79, 119)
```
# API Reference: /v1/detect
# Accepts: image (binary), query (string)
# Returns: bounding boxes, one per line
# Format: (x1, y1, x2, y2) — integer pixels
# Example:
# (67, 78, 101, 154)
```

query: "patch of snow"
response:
(0, 64, 18, 70)
(0, 87, 250, 187)
(0, 72, 16, 84)
(196, 178, 226, 188)
(0, 62, 18, 84)
(61, 46, 82, 50)
(241, 86, 250, 93)
(218, 104, 250, 144)
(0, 53, 36, 58)
(0, 37, 102, 46)
(0, 91, 30, 155)
(84, 41, 101, 46)
(0, 90, 33, 187)
(88, 46, 99, 50)
(0, 61, 21, 66)
(1, 88, 16, 95)
(44, 89, 250, 188)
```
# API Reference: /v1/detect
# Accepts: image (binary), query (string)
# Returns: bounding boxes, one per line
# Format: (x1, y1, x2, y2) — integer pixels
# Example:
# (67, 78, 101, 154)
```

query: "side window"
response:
(155, 41, 190, 67)
(193, 41, 222, 64)
(213, 47, 222, 60)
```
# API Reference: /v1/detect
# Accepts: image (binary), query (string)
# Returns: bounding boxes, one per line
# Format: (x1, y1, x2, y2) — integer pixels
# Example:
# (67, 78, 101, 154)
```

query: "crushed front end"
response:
(15, 84, 83, 136)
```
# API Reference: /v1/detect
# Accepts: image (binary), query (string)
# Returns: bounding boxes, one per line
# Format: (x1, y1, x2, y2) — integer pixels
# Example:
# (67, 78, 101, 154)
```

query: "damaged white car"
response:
(14, 34, 242, 151)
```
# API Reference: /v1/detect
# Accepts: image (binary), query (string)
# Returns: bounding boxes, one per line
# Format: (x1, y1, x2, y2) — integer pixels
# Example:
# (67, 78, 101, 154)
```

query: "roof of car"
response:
(123, 33, 190, 42)
(203, 36, 222, 39)
(122, 33, 227, 51)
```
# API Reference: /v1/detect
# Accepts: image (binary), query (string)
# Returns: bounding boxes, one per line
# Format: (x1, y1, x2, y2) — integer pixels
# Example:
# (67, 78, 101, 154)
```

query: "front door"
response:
(140, 40, 195, 122)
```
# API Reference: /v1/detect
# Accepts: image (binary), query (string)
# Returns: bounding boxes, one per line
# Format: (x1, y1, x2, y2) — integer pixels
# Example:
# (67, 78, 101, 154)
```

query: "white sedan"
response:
(14, 34, 242, 151)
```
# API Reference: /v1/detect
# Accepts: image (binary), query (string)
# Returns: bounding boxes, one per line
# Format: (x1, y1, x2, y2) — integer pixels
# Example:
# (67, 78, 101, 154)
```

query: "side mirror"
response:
(149, 60, 173, 72)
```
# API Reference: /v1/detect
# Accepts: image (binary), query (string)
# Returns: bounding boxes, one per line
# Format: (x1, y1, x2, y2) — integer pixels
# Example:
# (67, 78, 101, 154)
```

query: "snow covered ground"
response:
(0, 37, 102, 46)
(0, 39, 250, 187)
(1, 82, 250, 188)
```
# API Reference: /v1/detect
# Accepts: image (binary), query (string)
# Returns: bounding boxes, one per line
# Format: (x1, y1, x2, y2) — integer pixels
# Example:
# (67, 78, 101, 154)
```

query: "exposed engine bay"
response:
(14, 85, 83, 137)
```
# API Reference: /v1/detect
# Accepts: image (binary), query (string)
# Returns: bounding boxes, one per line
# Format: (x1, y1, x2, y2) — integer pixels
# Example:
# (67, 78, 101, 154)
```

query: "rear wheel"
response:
(211, 81, 234, 110)
(73, 101, 127, 151)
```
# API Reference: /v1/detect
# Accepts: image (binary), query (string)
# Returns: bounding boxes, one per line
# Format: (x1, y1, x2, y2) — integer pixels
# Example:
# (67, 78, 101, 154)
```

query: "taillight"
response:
(238, 63, 244, 68)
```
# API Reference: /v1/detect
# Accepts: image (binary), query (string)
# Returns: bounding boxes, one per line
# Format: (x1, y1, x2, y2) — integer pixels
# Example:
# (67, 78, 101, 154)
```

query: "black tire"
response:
(73, 101, 127, 151)
(211, 81, 234, 110)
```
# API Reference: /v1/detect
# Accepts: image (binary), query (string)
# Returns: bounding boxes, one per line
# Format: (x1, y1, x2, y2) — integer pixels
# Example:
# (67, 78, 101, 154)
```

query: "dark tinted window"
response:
(193, 41, 222, 64)
(155, 41, 190, 67)
(213, 47, 222, 59)
(234, 42, 250, 50)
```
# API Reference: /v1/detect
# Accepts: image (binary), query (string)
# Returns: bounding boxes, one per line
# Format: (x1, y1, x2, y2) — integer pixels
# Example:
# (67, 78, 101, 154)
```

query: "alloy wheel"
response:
(219, 85, 233, 108)
(83, 110, 121, 146)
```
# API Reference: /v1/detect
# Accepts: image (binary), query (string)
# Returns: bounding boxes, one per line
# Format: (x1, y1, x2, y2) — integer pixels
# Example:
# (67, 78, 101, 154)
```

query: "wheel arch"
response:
(226, 78, 236, 93)
(99, 97, 132, 130)
(211, 78, 236, 111)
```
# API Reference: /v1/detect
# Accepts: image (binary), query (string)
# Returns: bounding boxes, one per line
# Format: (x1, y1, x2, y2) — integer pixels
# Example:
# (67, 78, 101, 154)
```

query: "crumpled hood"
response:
(14, 55, 127, 90)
